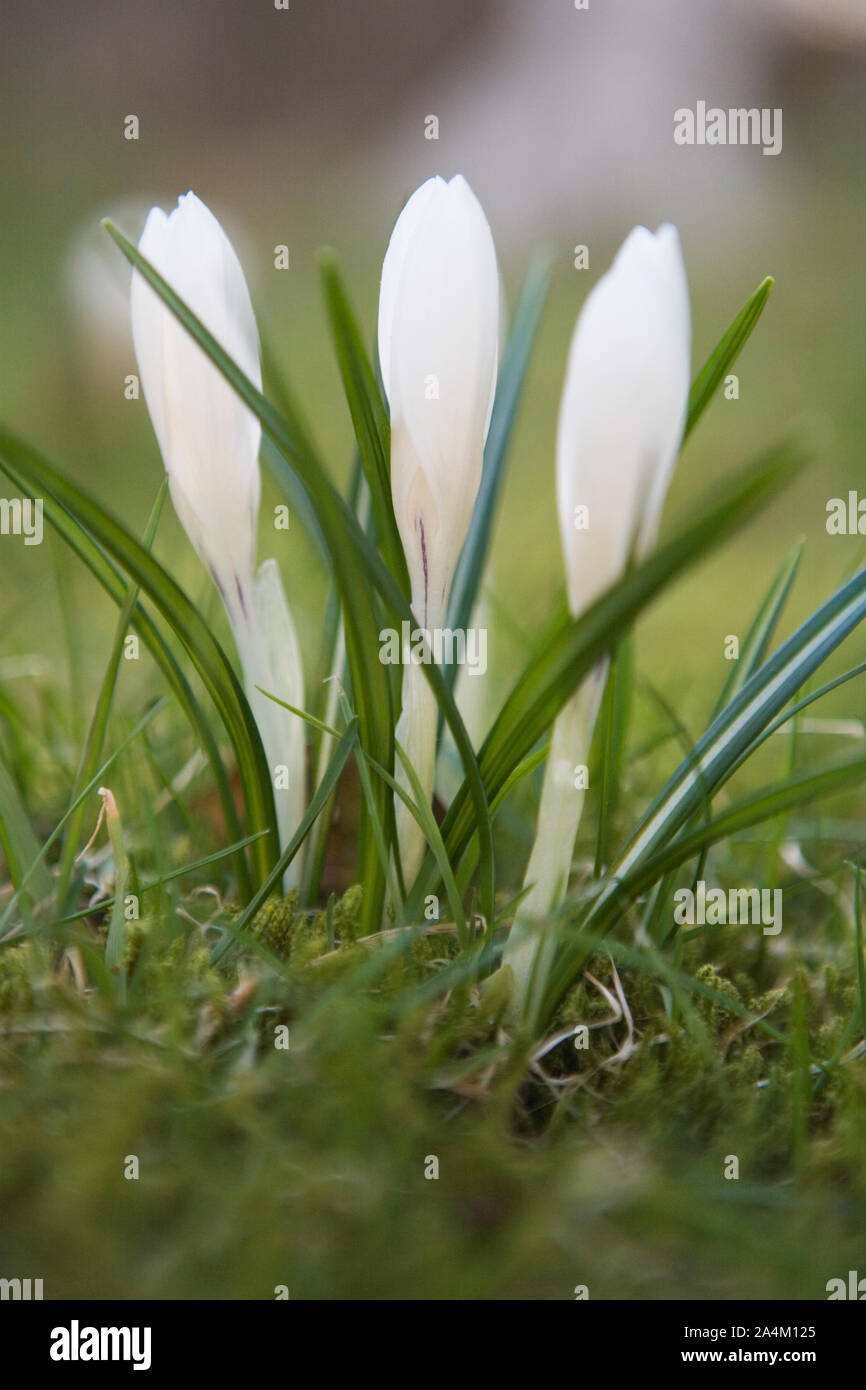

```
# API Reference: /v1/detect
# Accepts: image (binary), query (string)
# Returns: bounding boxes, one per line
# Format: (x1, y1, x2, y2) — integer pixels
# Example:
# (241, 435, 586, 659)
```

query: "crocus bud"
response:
(379, 174, 500, 633)
(378, 175, 499, 885)
(131, 191, 305, 882)
(557, 223, 691, 617)
(503, 224, 691, 1016)
(131, 192, 262, 624)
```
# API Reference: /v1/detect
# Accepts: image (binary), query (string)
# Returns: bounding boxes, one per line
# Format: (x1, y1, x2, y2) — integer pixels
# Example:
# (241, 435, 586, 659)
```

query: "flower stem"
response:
(502, 660, 608, 1022)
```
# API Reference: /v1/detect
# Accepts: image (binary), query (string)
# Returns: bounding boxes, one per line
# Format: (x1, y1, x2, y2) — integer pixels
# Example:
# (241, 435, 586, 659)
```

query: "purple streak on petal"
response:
(417, 514, 429, 627)
(235, 576, 248, 620)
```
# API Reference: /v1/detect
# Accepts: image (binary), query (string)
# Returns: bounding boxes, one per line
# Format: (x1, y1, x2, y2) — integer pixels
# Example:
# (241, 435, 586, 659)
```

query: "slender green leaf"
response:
(598, 559, 866, 913)
(0, 699, 165, 938)
(685, 276, 773, 440)
(0, 456, 249, 898)
(211, 718, 360, 961)
(594, 633, 633, 874)
(712, 539, 802, 718)
(847, 862, 866, 1056)
(0, 430, 277, 890)
(446, 259, 552, 656)
(56, 479, 168, 908)
(390, 741, 466, 940)
(0, 753, 53, 915)
(438, 444, 800, 878)
(319, 252, 410, 597)
(542, 576, 866, 1021)
(633, 749, 866, 893)
(540, 746, 866, 1025)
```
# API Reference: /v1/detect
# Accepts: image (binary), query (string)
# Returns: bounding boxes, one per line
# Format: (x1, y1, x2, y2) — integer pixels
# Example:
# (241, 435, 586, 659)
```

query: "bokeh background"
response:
(1, 0, 866, 784)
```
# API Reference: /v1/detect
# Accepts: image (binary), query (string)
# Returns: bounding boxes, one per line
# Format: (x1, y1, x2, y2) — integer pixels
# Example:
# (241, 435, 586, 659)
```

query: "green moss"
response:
(0, 872, 862, 1299)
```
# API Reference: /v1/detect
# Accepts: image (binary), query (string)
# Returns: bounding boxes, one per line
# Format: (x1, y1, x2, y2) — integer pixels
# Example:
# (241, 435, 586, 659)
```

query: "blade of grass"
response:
(385, 740, 466, 940)
(0, 430, 277, 891)
(0, 699, 166, 939)
(53, 830, 270, 928)
(0, 753, 53, 920)
(848, 862, 866, 1052)
(711, 539, 803, 719)
(542, 746, 866, 1023)
(446, 259, 552, 659)
(319, 252, 410, 597)
(210, 717, 359, 962)
(574, 558, 866, 950)
(684, 276, 774, 441)
(56, 478, 168, 909)
(594, 632, 633, 875)
(437, 443, 801, 880)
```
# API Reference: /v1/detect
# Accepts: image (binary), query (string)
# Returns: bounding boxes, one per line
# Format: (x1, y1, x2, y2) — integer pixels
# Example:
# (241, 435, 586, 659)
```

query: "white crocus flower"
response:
(378, 175, 499, 885)
(503, 223, 691, 1014)
(131, 191, 305, 884)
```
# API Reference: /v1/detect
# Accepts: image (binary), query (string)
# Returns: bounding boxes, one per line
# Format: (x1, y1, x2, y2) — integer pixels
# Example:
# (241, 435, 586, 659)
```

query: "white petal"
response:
(381, 175, 499, 620)
(378, 176, 443, 401)
(130, 206, 171, 461)
(131, 191, 262, 594)
(556, 223, 691, 616)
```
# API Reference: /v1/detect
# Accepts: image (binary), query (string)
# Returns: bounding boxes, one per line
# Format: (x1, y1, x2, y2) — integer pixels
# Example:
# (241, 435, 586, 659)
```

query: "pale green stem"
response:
(231, 561, 306, 891)
(435, 589, 490, 808)
(394, 653, 439, 889)
(502, 658, 609, 1020)
(393, 586, 449, 892)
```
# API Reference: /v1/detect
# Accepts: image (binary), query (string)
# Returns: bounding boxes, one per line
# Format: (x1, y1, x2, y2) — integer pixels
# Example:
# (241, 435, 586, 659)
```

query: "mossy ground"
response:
(1, 868, 864, 1301)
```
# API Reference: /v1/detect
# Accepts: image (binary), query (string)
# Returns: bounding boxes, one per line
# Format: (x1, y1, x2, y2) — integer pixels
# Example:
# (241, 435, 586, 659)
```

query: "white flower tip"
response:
(555, 219, 692, 616)
(614, 221, 683, 272)
(378, 173, 497, 404)
(138, 204, 168, 251)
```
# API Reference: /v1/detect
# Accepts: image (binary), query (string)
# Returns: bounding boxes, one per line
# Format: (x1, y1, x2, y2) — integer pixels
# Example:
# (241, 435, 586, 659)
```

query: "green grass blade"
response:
(56, 479, 169, 909)
(0, 430, 277, 891)
(446, 259, 552, 657)
(538, 561, 866, 1021)
(711, 539, 803, 719)
(438, 443, 800, 875)
(54, 831, 269, 928)
(685, 276, 774, 441)
(100, 789, 131, 982)
(0, 699, 165, 937)
(594, 632, 633, 874)
(849, 863, 866, 1052)
(385, 741, 466, 939)
(259, 332, 329, 566)
(543, 746, 866, 1024)
(600, 560, 866, 903)
(0, 456, 249, 897)
(635, 749, 866, 891)
(0, 752, 53, 918)
(211, 717, 360, 962)
(319, 252, 410, 597)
